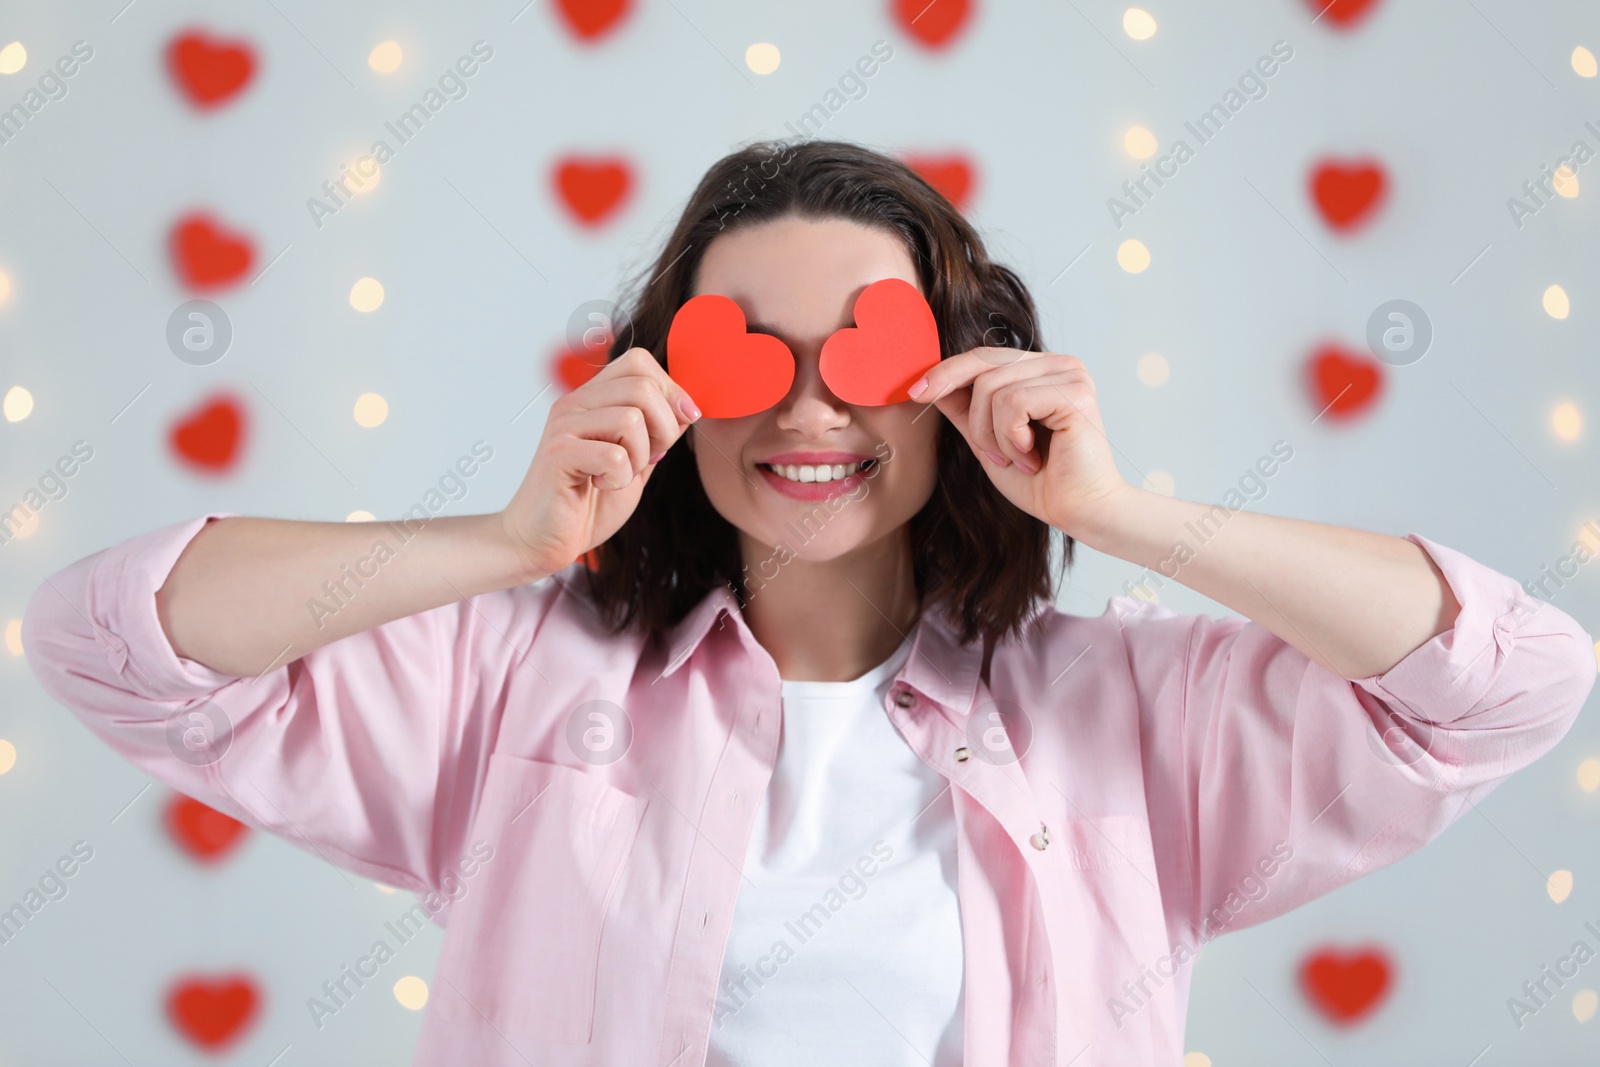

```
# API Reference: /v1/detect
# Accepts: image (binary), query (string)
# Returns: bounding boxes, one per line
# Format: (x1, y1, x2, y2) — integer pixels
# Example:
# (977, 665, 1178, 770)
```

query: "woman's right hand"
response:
(499, 347, 702, 580)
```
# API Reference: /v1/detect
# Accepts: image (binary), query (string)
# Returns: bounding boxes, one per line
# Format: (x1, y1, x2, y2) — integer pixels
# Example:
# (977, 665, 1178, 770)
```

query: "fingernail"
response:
(984, 450, 1010, 467)
(1017, 458, 1038, 474)
(649, 450, 666, 464)
(679, 396, 702, 421)
(908, 376, 929, 400)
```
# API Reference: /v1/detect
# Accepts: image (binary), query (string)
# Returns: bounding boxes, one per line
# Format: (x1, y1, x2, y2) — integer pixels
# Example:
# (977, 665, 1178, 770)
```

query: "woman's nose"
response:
(774, 355, 850, 431)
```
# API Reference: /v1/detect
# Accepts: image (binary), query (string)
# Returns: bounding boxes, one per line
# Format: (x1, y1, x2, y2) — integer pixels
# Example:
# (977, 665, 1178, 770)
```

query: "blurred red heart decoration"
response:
(892, 0, 974, 49)
(166, 794, 249, 864)
(820, 278, 942, 406)
(1310, 160, 1387, 232)
(554, 157, 633, 227)
(171, 213, 255, 291)
(1306, 0, 1382, 29)
(170, 395, 247, 473)
(905, 154, 976, 212)
(167, 975, 261, 1050)
(553, 346, 607, 393)
(1307, 345, 1383, 421)
(1299, 946, 1393, 1024)
(555, 0, 632, 42)
(667, 295, 795, 418)
(167, 30, 256, 109)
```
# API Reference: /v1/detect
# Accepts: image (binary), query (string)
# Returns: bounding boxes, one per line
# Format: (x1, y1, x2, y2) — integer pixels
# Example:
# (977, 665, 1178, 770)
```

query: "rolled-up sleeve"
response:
(1121, 533, 1595, 938)
(21, 512, 568, 898)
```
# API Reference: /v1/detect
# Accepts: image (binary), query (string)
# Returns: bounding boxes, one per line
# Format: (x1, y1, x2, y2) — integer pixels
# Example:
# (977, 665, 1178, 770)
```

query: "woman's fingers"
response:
(550, 433, 637, 492)
(606, 347, 703, 424)
(554, 407, 660, 488)
(559, 372, 685, 463)
(926, 351, 1088, 471)
(990, 376, 1088, 470)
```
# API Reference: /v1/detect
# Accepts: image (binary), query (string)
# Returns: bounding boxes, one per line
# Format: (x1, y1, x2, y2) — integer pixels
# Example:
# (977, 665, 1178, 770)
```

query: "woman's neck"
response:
(736, 529, 919, 683)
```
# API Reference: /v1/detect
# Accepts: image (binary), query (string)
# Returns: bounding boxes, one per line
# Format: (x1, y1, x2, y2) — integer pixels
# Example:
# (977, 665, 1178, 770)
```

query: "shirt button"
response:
(894, 689, 916, 708)
(1030, 825, 1051, 851)
(954, 746, 971, 762)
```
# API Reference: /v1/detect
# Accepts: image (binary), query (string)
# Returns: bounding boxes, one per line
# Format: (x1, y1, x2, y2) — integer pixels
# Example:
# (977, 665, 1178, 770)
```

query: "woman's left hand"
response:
(911, 348, 1129, 536)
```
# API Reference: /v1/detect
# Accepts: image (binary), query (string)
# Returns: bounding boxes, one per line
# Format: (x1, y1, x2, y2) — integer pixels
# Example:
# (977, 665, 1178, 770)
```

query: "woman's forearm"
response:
(1073, 486, 1462, 679)
(154, 513, 541, 678)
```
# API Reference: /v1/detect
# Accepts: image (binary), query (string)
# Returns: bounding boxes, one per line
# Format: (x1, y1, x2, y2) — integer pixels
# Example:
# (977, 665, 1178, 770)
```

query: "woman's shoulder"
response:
(434, 559, 628, 653)
(1012, 592, 1223, 646)
(984, 593, 1236, 687)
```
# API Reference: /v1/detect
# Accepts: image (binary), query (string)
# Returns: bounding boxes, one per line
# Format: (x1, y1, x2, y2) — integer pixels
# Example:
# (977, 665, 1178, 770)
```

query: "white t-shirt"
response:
(705, 637, 965, 1066)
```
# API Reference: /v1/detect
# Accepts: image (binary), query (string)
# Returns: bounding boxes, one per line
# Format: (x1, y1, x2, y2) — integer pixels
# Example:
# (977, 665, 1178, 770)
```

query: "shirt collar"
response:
(659, 582, 985, 719)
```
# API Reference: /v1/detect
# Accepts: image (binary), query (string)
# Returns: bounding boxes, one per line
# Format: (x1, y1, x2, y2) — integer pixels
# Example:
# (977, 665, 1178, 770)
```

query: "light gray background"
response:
(1, 0, 1598, 1063)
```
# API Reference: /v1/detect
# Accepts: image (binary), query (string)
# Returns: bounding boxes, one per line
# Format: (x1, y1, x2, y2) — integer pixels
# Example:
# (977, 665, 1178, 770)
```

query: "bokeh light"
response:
(1544, 284, 1571, 319)
(1549, 869, 1575, 904)
(1118, 239, 1151, 273)
(1124, 125, 1158, 159)
(349, 277, 385, 312)
(0, 42, 27, 75)
(353, 392, 389, 427)
(1123, 8, 1157, 40)
(1554, 166, 1580, 199)
(368, 41, 403, 73)
(745, 42, 781, 74)
(348, 159, 381, 195)
(4, 385, 33, 422)
(393, 976, 429, 1010)
(1137, 353, 1170, 386)
(1552, 401, 1582, 442)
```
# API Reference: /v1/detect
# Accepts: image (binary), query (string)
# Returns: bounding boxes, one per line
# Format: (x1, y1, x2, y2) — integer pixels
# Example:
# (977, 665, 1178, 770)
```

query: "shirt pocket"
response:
(429, 753, 645, 1044)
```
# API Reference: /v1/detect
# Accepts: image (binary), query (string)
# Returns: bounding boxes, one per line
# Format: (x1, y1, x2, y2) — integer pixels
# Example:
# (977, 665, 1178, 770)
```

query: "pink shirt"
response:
(21, 512, 1595, 1065)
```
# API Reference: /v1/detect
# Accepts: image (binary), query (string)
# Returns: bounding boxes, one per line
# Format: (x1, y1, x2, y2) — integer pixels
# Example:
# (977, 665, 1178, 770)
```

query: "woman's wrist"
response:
(493, 510, 558, 587)
(1055, 482, 1151, 556)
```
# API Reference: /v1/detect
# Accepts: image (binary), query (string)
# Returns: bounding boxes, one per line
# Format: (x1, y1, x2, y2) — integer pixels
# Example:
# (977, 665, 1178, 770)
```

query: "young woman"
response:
(23, 139, 1594, 1066)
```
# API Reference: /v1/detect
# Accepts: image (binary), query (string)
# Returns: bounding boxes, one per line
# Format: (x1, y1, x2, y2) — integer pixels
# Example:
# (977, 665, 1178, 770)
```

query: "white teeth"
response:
(765, 462, 861, 483)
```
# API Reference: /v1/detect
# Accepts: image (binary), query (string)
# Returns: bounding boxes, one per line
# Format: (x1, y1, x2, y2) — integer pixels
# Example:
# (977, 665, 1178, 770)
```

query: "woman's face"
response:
(686, 215, 941, 564)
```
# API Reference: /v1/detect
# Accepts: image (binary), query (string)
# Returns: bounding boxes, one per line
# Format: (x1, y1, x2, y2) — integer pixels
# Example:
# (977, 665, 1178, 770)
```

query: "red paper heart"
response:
(170, 395, 247, 472)
(891, 0, 974, 49)
(168, 975, 261, 1050)
(166, 794, 249, 864)
(1307, 345, 1383, 421)
(554, 157, 633, 227)
(1307, 0, 1381, 28)
(553, 346, 607, 393)
(555, 0, 632, 41)
(820, 278, 942, 406)
(167, 30, 256, 109)
(171, 213, 256, 291)
(1299, 946, 1393, 1025)
(1310, 160, 1387, 232)
(667, 296, 795, 418)
(905, 154, 976, 212)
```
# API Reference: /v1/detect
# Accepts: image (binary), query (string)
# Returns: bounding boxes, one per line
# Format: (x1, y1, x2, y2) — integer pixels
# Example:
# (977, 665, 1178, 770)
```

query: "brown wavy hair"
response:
(580, 138, 1069, 650)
